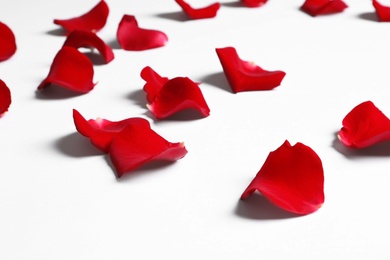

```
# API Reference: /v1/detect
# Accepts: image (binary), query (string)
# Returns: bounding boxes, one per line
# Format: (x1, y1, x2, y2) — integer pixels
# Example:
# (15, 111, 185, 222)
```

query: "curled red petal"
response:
(175, 0, 220, 19)
(141, 67, 210, 119)
(338, 101, 390, 149)
(241, 140, 324, 215)
(241, 0, 267, 8)
(53, 0, 109, 33)
(0, 80, 11, 116)
(0, 22, 17, 62)
(117, 15, 168, 51)
(373, 0, 390, 22)
(216, 47, 285, 93)
(300, 0, 348, 16)
(63, 30, 114, 63)
(37, 46, 96, 93)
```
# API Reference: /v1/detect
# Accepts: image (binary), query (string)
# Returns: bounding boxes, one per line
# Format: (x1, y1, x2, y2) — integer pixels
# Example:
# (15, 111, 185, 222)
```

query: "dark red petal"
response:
(63, 30, 114, 63)
(373, 0, 390, 22)
(140, 66, 169, 103)
(338, 101, 390, 148)
(0, 80, 11, 116)
(37, 46, 95, 93)
(300, 0, 348, 16)
(175, 0, 220, 19)
(116, 15, 168, 51)
(109, 123, 188, 177)
(215, 47, 285, 93)
(241, 140, 324, 215)
(0, 22, 17, 62)
(241, 0, 267, 8)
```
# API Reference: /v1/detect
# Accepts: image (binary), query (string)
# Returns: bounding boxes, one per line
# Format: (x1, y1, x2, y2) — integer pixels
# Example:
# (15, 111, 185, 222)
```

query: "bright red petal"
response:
(0, 22, 17, 62)
(241, 0, 267, 8)
(216, 47, 285, 93)
(0, 80, 11, 116)
(63, 30, 114, 63)
(53, 0, 109, 33)
(37, 46, 95, 93)
(338, 101, 390, 148)
(140, 66, 169, 103)
(301, 0, 348, 16)
(116, 15, 168, 51)
(175, 0, 220, 19)
(241, 140, 324, 215)
(373, 0, 390, 22)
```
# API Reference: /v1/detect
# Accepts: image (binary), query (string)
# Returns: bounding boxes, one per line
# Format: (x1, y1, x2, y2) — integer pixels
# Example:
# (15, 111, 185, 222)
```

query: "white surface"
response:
(1, 0, 390, 259)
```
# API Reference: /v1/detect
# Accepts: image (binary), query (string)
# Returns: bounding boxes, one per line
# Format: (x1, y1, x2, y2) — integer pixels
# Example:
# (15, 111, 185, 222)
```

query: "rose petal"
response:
(175, 0, 220, 19)
(37, 46, 96, 93)
(215, 47, 286, 93)
(141, 66, 210, 119)
(117, 15, 168, 51)
(54, 0, 109, 33)
(373, 0, 390, 22)
(338, 101, 390, 148)
(0, 79, 11, 116)
(241, 0, 267, 8)
(0, 22, 17, 62)
(241, 140, 324, 215)
(63, 30, 114, 63)
(300, 0, 348, 16)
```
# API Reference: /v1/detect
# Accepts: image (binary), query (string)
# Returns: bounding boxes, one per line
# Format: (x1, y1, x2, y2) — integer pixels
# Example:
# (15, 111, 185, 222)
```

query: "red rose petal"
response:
(0, 22, 17, 62)
(241, 140, 324, 215)
(338, 101, 390, 148)
(215, 47, 286, 93)
(54, 0, 109, 33)
(141, 66, 210, 119)
(241, 0, 267, 8)
(373, 0, 390, 22)
(0, 80, 11, 116)
(175, 0, 220, 19)
(63, 30, 114, 63)
(37, 46, 96, 93)
(300, 0, 348, 16)
(117, 15, 168, 51)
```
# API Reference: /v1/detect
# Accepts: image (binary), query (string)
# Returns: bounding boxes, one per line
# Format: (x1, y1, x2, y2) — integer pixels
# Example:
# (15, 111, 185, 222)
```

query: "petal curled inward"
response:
(0, 80, 11, 116)
(0, 22, 17, 62)
(117, 15, 168, 51)
(373, 0, 390, 22)
(216, 47, 285, 93)
(175, 0, 220, 19)
(37, 46, 95, 93)
(338, 101, 390, 148)
(300, 0, 348, 16)
(241, 140, 324, 215)
(53, 0, 109, 33)
(241, 0, 267, 8)
(141, 66, 210, 119)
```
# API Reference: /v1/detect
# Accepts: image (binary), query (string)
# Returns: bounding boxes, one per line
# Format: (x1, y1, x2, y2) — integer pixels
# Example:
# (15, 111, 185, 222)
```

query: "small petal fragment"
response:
(0, 80, 11, 116)
(300, 0, 348, 16)
(175, 0, 220, 19)
(0, 22, 17, 61)
(37, 46, 95, 93)
(53, 0, 109, 33)
(241, 0, 267, 8)
(117, 15, 168, 51)
(216, 47, 285, 93)
(373, 0, 390, 22)
(338, 101, 390, 148)
(241, 141, 324, 215)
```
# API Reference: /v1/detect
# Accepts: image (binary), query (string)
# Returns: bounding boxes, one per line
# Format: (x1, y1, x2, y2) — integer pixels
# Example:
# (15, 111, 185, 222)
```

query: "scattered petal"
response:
(117, 15, 168, 51)
(141, 66, 210, 119)
(53, 0, 109, 33)
(0, 21, 17, 62)
(37, 46, 96, 93)
(0, 80, 11, 116)
(338, 101, 390, 148)
(241, 0, 267, 8)
(300, 0, 348, 16)
(175, 0, 220, 19)
(215, 47, 285, 93)
(373, 0, 390, 22)
(241, 140, 324, 215)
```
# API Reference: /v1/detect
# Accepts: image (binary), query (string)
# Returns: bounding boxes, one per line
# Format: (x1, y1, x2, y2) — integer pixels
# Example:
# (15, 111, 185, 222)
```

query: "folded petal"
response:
(37, 46, 95, 93)
(0, 79, 11, 116)
(300, 0, 348, 16)
(53, 0, 109, 33)
(216, 47, 285, 93)
(117, 15, 168, 51)
(241, 0, 267, 8)
(338, 101, 390, 148)
(140, 66, 169, 103)
(241, 140, 324, 215)
(175, 0, 220, 19)
(0, 22, 17, 62)
(373, 0, 390, 22)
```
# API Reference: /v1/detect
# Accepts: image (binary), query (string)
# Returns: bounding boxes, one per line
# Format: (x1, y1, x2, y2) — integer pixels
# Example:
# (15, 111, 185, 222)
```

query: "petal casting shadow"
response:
(55, 133, 104, 157)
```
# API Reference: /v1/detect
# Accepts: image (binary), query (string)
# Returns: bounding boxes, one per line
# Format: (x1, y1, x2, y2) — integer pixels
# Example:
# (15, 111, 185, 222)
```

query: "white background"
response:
(1, 0, 390, 259)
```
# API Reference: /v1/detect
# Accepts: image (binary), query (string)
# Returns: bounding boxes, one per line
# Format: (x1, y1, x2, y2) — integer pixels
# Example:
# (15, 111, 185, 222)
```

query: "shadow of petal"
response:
(35, 86, 86, 100)
(46, 27, 67, 37)
(200, 72, 232, 93)
(155, 11, 189, 22)
(55, 132, 104, 157)
(358, 12, 379, 22)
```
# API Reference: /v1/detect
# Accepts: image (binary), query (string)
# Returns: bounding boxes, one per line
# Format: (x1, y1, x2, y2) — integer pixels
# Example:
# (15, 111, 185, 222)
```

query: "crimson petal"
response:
(141, 66, 210, 119)
(300, 0, 348, 16)
(216, 47, 285, 93)
(241, 140, 324, 215)
(37, 46, 95, 93)
(54, 0, 109, 33)
(0, 80, 11, 116)
(338, 101, 390, 148)
(0, 22, 16, 62)
(117, 15, 168, 51)
(175, 0, 220, 19)
(241, 0, 267, 8)
(373, 0, 390, 22)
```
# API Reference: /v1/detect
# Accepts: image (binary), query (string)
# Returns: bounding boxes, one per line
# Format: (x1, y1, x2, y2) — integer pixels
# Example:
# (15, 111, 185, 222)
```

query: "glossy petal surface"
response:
(241, 0, 267, 8)
(175, 0, 220, 19)
(301, 0, 348, 16)
(373, 0, 390, 21)
(241, 140, 324, 215)
(0, 80, 11, 116)
(0, 22, 16, 61)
